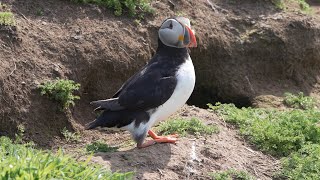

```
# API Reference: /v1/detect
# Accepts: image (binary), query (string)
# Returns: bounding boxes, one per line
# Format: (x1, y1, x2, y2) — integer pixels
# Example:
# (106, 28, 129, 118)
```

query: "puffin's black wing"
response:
(91, 66, 177, 111)
(117, 70, 177, 110)
(92, 58, 178, 111)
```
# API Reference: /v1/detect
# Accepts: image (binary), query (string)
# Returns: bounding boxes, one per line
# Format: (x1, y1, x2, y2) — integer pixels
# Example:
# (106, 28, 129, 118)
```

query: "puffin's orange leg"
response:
(148, 130, 178, 143)
(137, 130, 179, 148)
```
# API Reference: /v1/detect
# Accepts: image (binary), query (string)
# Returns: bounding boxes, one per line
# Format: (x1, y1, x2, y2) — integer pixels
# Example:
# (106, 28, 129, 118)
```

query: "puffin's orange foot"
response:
(148, 130, 178, 143)
(137, 130, 179, 148)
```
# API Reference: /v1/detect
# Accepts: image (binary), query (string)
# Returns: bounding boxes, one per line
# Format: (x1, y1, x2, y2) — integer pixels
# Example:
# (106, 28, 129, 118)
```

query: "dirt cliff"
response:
(0, 0, 320, 147)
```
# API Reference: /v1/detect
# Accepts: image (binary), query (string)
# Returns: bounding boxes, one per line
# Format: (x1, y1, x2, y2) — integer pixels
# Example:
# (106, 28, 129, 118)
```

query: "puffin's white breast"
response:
(147, 55, 195, 128)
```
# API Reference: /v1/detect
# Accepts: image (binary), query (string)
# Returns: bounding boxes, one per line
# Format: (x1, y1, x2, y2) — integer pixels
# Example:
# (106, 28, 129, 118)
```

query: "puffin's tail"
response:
(85, 111, 124, 130)
(85, 110, 148, 130)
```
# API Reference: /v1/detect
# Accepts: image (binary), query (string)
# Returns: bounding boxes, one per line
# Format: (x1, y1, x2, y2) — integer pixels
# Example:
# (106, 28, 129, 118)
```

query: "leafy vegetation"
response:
(272, 0, 311, 13)
(71, 0, 154, 17)
(86, 141, 119, 153)
(209, 93, 320, 179)
(38, 78, 80, 110)
(283, 92, 317, 110)
(61, 127, 81, 143)
(0, 3, 15, 26)
(156, 118, 219, 137)
(209, 103, 320, 156)
(14, 124, 25, 144)
(209, 169, 255, 180)
(279, 144, 320, 179)
(0, 136, 132, 179)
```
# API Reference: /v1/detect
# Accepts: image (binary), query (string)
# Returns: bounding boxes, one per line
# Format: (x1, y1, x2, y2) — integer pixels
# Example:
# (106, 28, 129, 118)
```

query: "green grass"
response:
(86, 141, 119, 153)
(272, 0, 312, 13)
(0, 12, 15, 26)
(14, 124, 25, 144)
(284, 92, 317, 110)
(209, 96, 320, 179)
(71, 0, 154, 17)
(0, 3, 15, 26)
(0, 136, 133, 179)
(156, 118, 219, 137)
(61, 127, 81, 143)
(279, 144, 320, 179)
(38, 78, 80, 110)
(209, 103, 320, 156)
(209, 169, 255, 180)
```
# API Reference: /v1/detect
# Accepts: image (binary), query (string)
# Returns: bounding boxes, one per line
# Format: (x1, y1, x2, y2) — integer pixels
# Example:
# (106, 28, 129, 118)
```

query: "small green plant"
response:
(14, 124, 25, 144)
(71, 0, 154, 17)
(279, 143, 320, 179)
(61, 127, 81, 143)
(0, 12, 15, 26)
(38, 78, 80, 110)
(209, 103, 320, 156)
(272, 0, 286, 9)
(156, 118, 219, 137)
(209, 169, 255, 180)
(86, 141, 119, 153)
(36, 8, 44, 16)
(0, 136, 133, 179)
(283, 92, 317, 110)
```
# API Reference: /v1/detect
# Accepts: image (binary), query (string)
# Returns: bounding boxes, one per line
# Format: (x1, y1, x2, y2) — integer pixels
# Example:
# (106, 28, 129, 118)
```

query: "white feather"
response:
(148, 56, 195, 128)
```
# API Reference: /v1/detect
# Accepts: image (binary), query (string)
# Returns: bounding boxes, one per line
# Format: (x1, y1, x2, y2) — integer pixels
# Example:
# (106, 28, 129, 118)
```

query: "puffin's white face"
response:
(158, 17, 197, 48)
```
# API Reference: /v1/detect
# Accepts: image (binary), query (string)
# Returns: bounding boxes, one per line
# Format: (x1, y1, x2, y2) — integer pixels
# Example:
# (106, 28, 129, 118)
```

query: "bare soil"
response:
(0, 0, 320, 179)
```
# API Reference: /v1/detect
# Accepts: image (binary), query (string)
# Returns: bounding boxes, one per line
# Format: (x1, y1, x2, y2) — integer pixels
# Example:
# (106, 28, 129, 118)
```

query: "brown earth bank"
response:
(1, 0, 320, 145)
(0, 0, 319, 178)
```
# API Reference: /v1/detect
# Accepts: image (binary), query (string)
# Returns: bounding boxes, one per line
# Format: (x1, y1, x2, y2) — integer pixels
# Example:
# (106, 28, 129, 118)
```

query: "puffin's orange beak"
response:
(185, 25, 197, 47)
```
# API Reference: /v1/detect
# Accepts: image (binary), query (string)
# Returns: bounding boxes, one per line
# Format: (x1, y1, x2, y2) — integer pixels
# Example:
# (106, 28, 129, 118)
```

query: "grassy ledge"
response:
(156, 117, 219, 137)
(272, 0, 312, 13)
(209, 169, 255, 180)
(209, 101, 320, 157)
(0, 136, 132, 179)
(71, 0, 154, 17)
(208, 92, 320, 179)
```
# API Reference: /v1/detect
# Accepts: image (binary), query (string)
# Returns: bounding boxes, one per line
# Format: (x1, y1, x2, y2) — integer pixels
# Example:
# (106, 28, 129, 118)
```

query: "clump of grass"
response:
(71, 0, 154, 17)
(271, 0, 311, 13)
(36, 8, 44, 16)
(14, 124, 25, 144)
(0, 12, 15, 26)
(279, 143, 320, 179)
(156, 118, 219, 137)
(0, 136, 133, 179)
(38, 78, 80, 110)
(209, 169, 255, 180)
(61, 127, 81, 143)
(86, 141, 119, 153)
(283, 92, 317, 110)
(209, 103, 320, 156)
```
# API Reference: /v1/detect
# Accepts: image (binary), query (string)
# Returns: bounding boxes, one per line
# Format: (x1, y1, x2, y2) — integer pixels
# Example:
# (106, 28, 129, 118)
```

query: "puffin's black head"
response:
(158, 17, 197, 48)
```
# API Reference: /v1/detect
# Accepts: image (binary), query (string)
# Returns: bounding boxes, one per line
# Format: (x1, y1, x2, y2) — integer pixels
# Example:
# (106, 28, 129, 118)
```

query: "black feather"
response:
(90, 98, 124, 111)
(85, 110, 149, 130)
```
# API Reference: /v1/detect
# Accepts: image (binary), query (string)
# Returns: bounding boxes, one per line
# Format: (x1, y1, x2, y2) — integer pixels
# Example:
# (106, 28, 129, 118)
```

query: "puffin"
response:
(86, 17, 197, 148)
